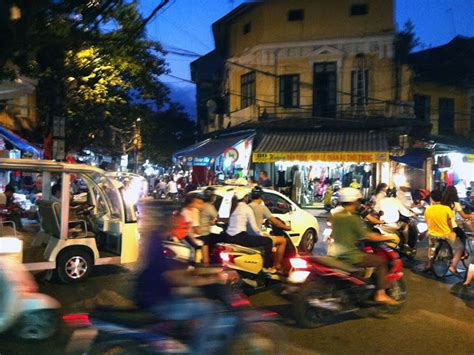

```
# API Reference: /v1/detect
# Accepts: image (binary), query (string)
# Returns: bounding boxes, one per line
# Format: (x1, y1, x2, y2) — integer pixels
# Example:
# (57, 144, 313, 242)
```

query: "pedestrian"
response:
(259, 171, 273, 189)
(167, 176, 178, 200)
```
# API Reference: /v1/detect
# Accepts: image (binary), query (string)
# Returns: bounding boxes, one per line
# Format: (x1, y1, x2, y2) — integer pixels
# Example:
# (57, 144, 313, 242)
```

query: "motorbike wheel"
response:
(231, 322, 287, 355)
(298, 229, 317, 254)
(292, 281, 335, 328)
(387, 278, 407, 302)
(90, 339, 150, 354)
(432, 240, 453, 278)
(15, 309, 59, 341)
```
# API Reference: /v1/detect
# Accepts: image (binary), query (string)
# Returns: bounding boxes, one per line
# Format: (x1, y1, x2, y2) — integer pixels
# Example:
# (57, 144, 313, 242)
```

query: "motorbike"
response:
(0, 255, 61, 340)
(64, 273, 287, 354)
(285, 241, 407, 328)
(163, 220, 300, 290)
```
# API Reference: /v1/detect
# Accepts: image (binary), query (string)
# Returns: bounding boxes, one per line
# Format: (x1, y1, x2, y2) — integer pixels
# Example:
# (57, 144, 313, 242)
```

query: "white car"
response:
(199, 185, 319, 254)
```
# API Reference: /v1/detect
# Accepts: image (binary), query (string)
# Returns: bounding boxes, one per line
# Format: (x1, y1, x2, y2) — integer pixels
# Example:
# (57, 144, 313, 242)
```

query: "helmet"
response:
(339, 188, 363, 203)
(250, 186, 264, 200)
(234, 189, 249, 201)
(202, 187, 215, 202)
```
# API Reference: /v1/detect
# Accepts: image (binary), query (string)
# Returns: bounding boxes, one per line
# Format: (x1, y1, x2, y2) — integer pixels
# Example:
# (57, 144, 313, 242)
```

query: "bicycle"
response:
(430, 238, 453, 278)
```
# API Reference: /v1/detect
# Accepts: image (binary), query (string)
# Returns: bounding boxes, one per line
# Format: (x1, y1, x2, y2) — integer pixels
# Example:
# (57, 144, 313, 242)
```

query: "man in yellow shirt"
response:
(424, 190, 463, 274)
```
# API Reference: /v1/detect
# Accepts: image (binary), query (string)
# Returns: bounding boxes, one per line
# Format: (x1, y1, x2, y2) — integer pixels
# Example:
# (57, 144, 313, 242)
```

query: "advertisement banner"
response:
(252, 151, 389, 163)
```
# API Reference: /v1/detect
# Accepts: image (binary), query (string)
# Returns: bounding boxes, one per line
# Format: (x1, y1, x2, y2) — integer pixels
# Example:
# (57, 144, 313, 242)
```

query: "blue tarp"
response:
(0, 125, 42, 157)
(390, 149, 431, 169)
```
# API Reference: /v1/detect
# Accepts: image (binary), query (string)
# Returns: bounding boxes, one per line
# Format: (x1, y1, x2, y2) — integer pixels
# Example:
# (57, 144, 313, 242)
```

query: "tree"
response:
(141, 103, 196, 165)
(1, 0, 178, 159)
(394, 20, 421, 64)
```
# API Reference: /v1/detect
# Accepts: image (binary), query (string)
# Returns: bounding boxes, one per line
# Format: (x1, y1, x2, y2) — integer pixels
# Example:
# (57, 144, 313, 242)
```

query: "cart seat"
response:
(37, 200, 95, 239)
(310, 256, 363, 273)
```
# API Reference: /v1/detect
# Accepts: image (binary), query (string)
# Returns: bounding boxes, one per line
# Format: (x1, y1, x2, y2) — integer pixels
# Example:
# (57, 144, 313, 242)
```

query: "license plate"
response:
(322, 228, 332, 241)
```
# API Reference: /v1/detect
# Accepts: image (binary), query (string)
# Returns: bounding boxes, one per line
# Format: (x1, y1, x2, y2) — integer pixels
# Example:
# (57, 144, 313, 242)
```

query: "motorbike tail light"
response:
(162, 247, 176, 258)
(63, 314, 91, 327)
(219, 251, 234, 263)
(290, 257, 309, 269)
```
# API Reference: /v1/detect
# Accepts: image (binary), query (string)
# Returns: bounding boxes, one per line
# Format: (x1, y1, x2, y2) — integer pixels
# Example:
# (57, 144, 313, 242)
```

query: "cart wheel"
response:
(57, 248, 93, 283)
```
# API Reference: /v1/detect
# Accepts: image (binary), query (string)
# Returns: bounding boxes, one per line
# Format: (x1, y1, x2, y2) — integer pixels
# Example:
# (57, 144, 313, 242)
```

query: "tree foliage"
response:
(0, 0, 195, 163)
(394, 20, 421, 64)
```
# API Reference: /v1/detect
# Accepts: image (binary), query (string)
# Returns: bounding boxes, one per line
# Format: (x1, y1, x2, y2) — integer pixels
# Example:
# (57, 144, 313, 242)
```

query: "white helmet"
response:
(234, 189, 249, 200)
(339, 188, 363, 203)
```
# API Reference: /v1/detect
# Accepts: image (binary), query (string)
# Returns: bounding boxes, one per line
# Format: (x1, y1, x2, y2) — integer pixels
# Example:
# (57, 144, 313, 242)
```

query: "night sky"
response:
(139, 0, 474, 117)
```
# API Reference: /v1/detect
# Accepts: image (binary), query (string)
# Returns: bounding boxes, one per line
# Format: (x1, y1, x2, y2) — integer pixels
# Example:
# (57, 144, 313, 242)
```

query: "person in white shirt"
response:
(167, 178, 178, 200)
(225, 189, 275, 273)
(377, 196, 413, 247)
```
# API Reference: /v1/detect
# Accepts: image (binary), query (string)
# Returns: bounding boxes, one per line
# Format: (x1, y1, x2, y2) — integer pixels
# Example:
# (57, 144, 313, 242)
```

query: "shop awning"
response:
(0, 124, 43, 157)
(253, 131, 389, 163)
(174, 132, 254, 165)
(390, 148, 432, 169)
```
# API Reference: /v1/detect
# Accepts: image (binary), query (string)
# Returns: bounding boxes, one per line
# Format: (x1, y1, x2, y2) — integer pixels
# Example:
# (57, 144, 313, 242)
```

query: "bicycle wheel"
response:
(432, 240, 453, 278)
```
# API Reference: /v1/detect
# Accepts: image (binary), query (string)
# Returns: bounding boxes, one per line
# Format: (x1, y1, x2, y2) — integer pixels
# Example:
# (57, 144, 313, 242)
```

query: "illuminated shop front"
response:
(252, 131, 390, 206)
(173, 130, 254, 185)
(433, 152, 474, 196)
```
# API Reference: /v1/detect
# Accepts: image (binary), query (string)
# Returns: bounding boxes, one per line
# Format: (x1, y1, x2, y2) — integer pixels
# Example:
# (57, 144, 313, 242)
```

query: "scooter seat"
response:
(310, 256, 363, 273)
(91, 307, 160, 326)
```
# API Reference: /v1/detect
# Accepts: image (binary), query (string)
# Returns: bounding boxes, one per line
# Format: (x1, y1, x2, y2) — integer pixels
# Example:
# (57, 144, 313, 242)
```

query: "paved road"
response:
(1, 199, 474, 354)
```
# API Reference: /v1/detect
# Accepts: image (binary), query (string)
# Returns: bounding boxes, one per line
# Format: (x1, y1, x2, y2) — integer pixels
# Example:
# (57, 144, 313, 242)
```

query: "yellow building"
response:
(409, 36, 474, 138)
(193, 0, 414, 133)
(0, 77, 37, 133)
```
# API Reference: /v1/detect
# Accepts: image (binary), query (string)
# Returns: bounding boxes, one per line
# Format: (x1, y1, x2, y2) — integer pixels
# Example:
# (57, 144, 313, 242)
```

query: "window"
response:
(241, 71, 256, 109)
(351, 70, 369, 105)
(288, 9, 304, 21)
(279, 74, 300, 108)
(414, 95, 431, 121)
(263, 193, 291, 215)
(243, 22, 251, 34)
(470, 96, 474, 133)
(438, 98, 455, 135)
(351, 4, 369, 16)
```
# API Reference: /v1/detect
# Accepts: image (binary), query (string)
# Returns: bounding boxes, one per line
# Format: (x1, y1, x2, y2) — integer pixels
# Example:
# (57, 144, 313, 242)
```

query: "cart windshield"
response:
(91, 174, 123, 220)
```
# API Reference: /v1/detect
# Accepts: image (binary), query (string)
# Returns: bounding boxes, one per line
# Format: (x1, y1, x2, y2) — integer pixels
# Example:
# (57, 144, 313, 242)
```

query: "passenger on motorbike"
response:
(180, 194, 210, 264)
(425, 190, 464, 274)
(397, 182, 415, 209)
(225, 189, 275, 273)
(134, 228, 236, 355)
(249, 186, 290, 271)
(331, 188, 400, 305)
(376, 196, 414, 248)
(442, 186, 473, 260)
(372, 183, 388, 212)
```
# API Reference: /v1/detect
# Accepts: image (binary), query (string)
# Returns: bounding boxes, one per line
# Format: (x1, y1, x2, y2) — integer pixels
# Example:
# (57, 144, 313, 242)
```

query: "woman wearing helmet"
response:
(331, 188, 399, 305)
(225, 189, 275, 273)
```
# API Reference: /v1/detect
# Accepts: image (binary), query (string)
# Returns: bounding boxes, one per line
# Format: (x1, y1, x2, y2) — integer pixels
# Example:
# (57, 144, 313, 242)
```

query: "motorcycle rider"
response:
(331, 188, 399, 305)
(134, 228, 236, 355)
(249, 186, 290, 272)
(376, 194, 414, 249)
(180, 194, 210, 264)
(225, 189, 275, 273)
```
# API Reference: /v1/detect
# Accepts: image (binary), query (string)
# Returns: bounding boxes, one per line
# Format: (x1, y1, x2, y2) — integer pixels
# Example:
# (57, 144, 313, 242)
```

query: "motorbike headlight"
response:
(288, 270, 311, 284)
(289, 257, 309, 269)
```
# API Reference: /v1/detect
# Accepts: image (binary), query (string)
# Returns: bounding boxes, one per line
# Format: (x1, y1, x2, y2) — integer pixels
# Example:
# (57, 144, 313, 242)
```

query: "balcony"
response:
(257, 101, 415, 121)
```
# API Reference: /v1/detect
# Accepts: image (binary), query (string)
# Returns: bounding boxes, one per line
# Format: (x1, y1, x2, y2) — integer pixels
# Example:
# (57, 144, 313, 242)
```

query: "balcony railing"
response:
(257, 101, 415, 121)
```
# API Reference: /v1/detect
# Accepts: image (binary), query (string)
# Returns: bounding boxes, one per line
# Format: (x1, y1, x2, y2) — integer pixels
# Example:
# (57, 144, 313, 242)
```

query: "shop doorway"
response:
(313, 62, 337, 118)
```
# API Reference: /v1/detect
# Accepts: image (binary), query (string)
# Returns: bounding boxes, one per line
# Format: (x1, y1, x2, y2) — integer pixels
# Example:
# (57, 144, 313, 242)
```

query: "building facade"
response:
(193, 0, 413, 134)
(409, 36, 474, 138)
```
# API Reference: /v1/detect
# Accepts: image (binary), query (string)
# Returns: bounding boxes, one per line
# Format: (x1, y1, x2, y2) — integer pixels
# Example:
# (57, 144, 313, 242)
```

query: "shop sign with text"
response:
(252, 151, 389, 163)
